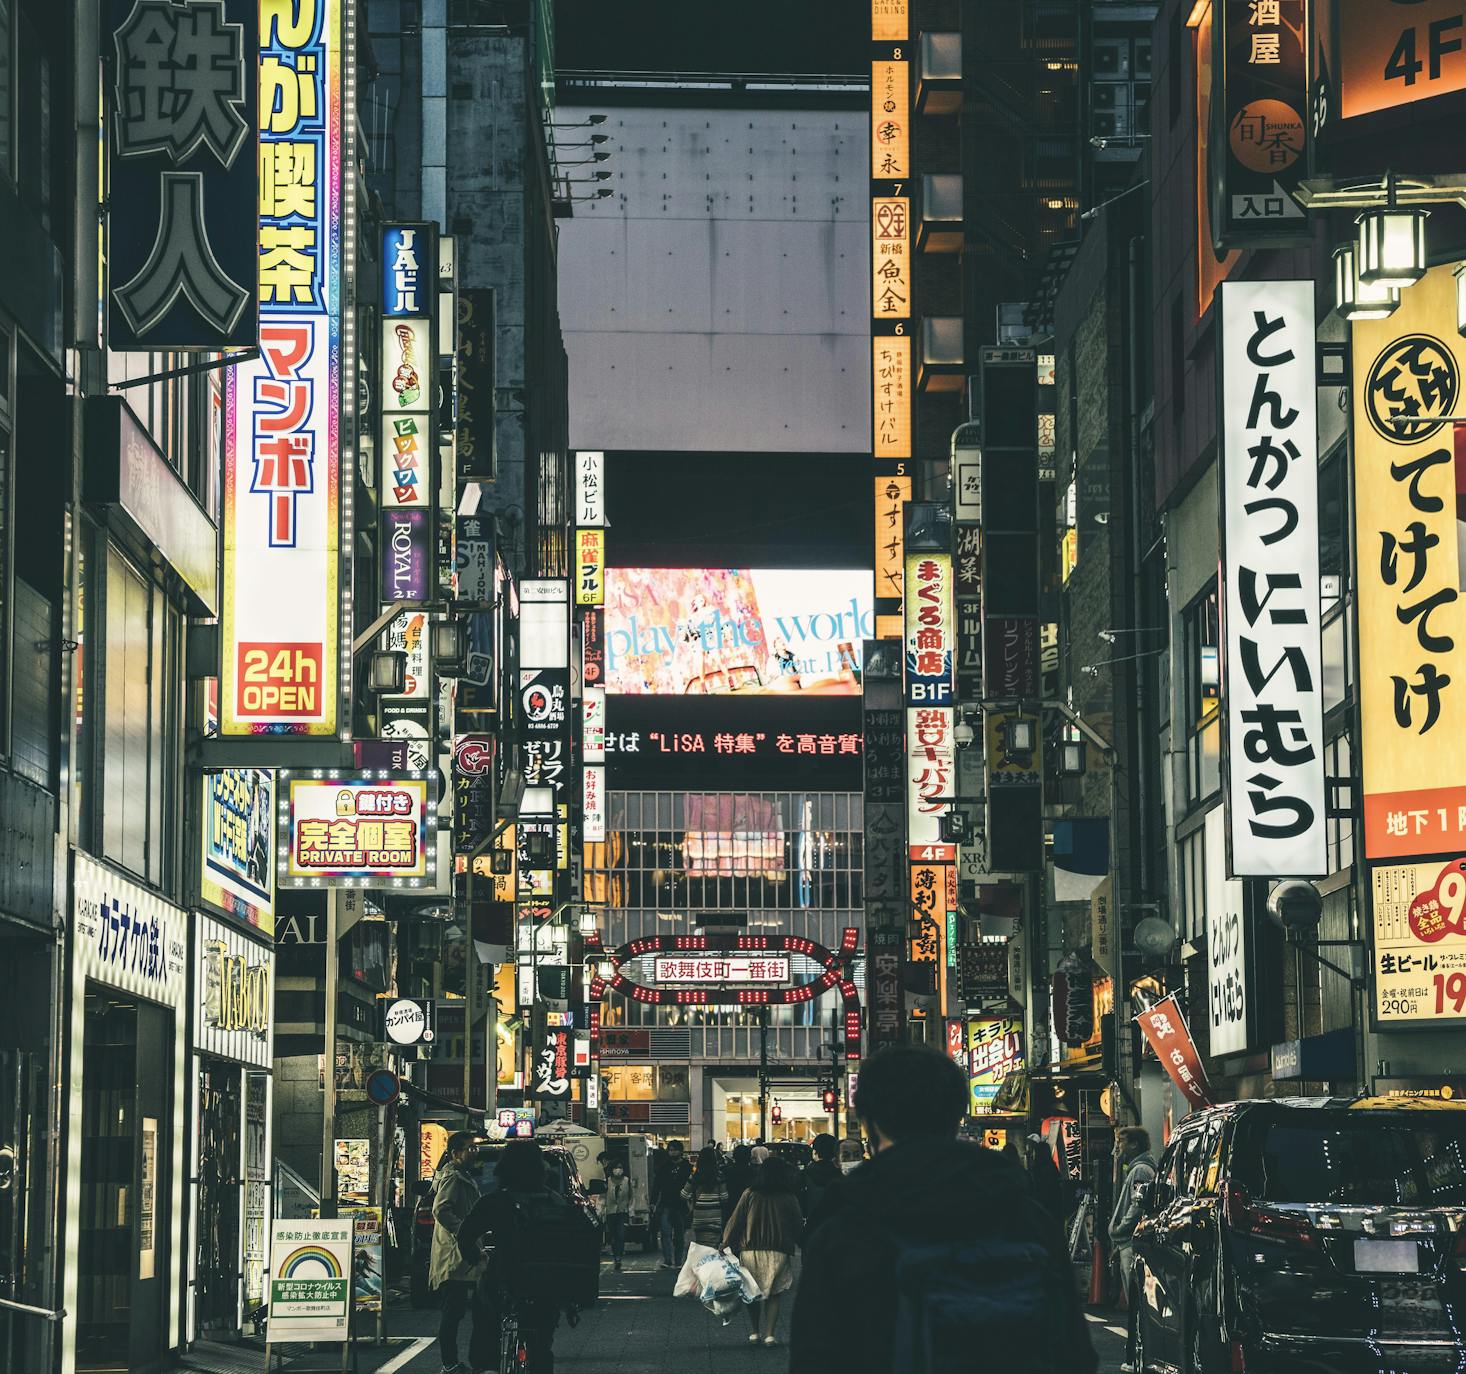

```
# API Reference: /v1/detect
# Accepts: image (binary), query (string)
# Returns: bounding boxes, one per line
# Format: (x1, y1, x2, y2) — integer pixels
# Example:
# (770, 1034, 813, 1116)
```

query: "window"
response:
(85, 530, 182, 889)
(1182, 584, 1220, 804)
(0, 0, 13, 181)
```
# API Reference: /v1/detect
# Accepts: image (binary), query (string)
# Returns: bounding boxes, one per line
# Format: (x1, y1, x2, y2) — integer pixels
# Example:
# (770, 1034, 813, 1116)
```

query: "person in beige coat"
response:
(723, 1156, 804, 1347)
(429, 1132, 487, 1374)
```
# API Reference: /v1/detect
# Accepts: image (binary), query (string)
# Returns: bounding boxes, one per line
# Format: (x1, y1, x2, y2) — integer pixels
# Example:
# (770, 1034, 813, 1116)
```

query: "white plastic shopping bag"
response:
(674, 1241, 719, 1297)
(732, 1255, 763, 1304)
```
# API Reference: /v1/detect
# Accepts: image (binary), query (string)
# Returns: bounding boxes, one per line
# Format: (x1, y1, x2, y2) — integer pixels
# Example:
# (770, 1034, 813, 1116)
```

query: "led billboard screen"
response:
(604, 568, 874, 696)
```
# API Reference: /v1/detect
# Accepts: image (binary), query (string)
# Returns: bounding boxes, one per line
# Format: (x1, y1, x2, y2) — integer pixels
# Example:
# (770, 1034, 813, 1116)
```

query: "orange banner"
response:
(1134, 994, 1213, 1111)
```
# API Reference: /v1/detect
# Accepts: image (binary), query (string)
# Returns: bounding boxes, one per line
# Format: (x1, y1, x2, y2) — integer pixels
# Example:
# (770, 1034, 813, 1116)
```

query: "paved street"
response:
(184, 1259, 1128, 1374)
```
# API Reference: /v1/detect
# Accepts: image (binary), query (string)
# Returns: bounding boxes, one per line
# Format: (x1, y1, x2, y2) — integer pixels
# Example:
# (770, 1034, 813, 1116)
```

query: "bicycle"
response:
(499, 1296, 526, 1372)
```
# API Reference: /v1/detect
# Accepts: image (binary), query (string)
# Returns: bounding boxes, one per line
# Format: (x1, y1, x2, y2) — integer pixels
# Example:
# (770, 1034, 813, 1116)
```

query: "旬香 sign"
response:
(280, 772, 436, 888)
(222, 0, 342, 736)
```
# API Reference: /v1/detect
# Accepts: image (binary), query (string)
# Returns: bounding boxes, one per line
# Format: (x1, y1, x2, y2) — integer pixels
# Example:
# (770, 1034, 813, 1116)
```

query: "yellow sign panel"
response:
(575, 528, 604, 606)
(872, 197, 910, 320)
(1352, 262, 1466, 859)
(875, 613, 904, 640)
(874, 474, 912, 600)
(871, 0, 908, 41)
(871, 61, 910, 180)
(873, 334, 912, 459)
(1339, 0, 1466, 119)
(1372, 858, 1466, 1023)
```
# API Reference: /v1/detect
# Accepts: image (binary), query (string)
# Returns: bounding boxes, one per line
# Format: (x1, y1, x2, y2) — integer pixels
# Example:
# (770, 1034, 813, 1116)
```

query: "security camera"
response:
(954, 720, 976, 749)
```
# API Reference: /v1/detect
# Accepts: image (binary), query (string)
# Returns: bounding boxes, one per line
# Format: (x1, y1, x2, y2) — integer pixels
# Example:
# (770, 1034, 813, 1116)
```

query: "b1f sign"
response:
(1218, 280, 1326, 877)
(904, 553, 954, 706)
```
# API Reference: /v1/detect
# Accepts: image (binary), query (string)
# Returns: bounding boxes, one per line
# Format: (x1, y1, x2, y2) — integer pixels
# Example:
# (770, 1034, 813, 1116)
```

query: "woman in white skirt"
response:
(721, 1156, 804, 1346)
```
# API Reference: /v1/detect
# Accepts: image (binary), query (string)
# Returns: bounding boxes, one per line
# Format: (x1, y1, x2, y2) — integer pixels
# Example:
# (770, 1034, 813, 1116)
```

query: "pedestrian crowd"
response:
(423, 1042, 1101, 1373)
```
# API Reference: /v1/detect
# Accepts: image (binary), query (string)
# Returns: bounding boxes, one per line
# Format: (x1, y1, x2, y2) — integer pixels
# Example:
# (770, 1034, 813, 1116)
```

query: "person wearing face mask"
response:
(603, 1158, 632, 1271)
(838, 1137, 865, 1175)
(799, 1133, 841, 1218)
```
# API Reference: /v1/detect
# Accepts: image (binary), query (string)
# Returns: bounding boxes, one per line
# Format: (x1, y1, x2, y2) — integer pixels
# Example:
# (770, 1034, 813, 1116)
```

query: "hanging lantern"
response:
(1333, 243, 1399, 321)
(1356, 206, 1428, 288)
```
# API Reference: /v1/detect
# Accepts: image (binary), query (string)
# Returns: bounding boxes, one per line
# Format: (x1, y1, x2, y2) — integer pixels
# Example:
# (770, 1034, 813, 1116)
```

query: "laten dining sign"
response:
(1218, 280, 1325, 876)
(222, 0, 342, 735)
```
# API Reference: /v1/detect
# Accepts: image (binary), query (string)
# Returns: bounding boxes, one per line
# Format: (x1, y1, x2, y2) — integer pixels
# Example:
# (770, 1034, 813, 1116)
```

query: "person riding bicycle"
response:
(456, 1139, 597, 1373)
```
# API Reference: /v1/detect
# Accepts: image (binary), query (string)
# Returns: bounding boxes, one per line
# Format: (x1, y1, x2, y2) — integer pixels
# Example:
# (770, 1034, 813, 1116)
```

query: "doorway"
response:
(77, 991, 171, 1374)
(195, 1060, 242, 1336)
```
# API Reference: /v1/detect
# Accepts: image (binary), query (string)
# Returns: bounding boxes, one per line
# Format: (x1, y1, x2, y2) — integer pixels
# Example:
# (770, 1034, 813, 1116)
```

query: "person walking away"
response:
(1022, 1132, 1070, 1224)
(650, 1140, 692, 1269)
(724, 1143, 755, 1216)
(684, 1145, 729, 1247)
(429, 1132, 488, 1374)
(723, 1156, 803, 1347)
(790, 1043, 1096, 1374)
(800, 1133, 841, 1218)
(457, 1140, 599, 1374)
(603, 1159, 632, 1271)
(1107, 1126, 1156, 1301)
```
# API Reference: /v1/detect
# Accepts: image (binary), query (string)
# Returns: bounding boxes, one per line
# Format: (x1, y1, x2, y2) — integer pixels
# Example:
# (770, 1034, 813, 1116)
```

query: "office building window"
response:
(1182, 583, 1220, 805)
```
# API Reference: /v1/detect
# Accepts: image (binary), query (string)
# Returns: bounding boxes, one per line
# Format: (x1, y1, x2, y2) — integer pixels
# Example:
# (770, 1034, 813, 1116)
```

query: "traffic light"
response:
(771, 1104, 782, 1125)
(822, 1088, 837, 1113)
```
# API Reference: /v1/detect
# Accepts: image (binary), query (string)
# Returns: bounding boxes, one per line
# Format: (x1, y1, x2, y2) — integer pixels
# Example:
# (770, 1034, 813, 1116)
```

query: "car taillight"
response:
(1225, 1182, 1318, 1250)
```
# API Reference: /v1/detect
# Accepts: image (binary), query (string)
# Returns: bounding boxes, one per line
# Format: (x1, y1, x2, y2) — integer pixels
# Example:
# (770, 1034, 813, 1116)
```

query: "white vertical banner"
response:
(575, 451, 605, 526)
(1218, 280, 1326, 876)
(583, 765, 606, 843)
(1204, 807, 1249, 1055)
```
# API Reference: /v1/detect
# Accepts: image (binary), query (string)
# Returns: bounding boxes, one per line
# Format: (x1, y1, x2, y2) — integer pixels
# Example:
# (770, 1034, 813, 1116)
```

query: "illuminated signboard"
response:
(904, 552, 954, 706)
(1352, 263, 1466, 859)
(1212, 0, 1308, 247)
(107, 0, 259, 350)
(222, 0, 342, 735)
(280, 772, 435, 888)
(871, 0, 907, 43)
(872, 197, 911, 320)
(907, 706, 954, 851)
(1372, 858, 1466, 1024)
(1337, 0, 1466, 121)
(576, 450, 604, 526)
(1218, 281, 1325, 876)
(575, 528, 605, 606)
(583, 764, 606, 843)
(201, 769, 277, 935)
(967, 1017, 1024, 1113)
(603, 568, 872, 696)
(871, 61, 910, 179)
(873, 334, 913, 461)
(874, 473, 912, 600)
(652, 956, 793, 986)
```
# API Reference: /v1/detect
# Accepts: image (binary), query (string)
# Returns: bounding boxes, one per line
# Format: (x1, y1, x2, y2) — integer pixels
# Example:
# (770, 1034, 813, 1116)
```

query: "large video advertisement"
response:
(602, 568, 873, 788)
(604, 568, 874, 696)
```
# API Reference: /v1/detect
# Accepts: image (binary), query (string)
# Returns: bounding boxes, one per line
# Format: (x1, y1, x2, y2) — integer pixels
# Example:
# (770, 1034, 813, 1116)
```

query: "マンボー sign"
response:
(222, 0, 342, 735)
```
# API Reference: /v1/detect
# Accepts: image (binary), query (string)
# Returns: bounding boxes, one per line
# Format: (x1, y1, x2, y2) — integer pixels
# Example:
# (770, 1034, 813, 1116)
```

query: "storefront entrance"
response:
(194, 1061, 241, 1336)
(76, 992, 171, 1374)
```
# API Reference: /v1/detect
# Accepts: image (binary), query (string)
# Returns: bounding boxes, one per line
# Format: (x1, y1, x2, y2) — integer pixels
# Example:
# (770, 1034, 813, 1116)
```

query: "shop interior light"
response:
(1333, 243, 1399, 321)
(1356, 204, 1429, 288)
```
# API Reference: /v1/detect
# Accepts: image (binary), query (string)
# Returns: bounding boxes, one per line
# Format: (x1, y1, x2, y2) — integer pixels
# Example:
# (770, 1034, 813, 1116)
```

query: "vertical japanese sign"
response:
(1218, 280, 1326, 876)
(576, 451, 605, 526)
(456, 289, 495, 480)
(907, 706, 955, 851)
(1212, 0, 1309, 247)
(904, 553, 954, 705)
(1134, 994, 1214, 1110)
(379, 223, 436, 607)
(874, 474, 912, 599)
(108, 0, 259, 348)
(223, 0, 342, 735)
(871, 2, 911, 461)
(575, 528, 605, 606)
(1353, 262, 1466, 859)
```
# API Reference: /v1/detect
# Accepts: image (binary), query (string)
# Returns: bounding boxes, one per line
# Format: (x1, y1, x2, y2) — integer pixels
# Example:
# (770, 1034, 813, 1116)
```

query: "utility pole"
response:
(758, 1007, 769, 1139)
(321, 887, 339, 1217)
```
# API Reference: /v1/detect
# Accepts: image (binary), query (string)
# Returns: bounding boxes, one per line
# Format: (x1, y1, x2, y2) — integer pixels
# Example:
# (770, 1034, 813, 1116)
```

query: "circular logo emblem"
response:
(1228, 100, 1304, 174)
(1366, 334, 1459, 445)
(384, 999, 429, 1045)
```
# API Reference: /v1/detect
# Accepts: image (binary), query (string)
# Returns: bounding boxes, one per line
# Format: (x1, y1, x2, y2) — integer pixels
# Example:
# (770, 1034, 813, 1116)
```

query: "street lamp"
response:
(1356, 179, 1429, 288)
(1332, 243, 1399, 321)
(367, 650, 406, 694)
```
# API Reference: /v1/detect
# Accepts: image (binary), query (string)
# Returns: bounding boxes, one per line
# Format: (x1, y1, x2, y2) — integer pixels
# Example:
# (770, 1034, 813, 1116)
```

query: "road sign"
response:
(365, 1068, 400, 1107)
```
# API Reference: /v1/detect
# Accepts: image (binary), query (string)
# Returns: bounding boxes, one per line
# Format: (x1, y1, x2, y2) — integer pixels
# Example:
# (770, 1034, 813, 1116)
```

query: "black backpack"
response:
(888, 1234, 1071, 1374)
(498, 1191, 600, 1310)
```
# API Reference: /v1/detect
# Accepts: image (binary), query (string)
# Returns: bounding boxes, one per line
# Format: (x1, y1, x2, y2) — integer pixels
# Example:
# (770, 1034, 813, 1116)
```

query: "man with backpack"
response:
(457, 1140, 599, 1374)
(791, 1043, 1095, 1374)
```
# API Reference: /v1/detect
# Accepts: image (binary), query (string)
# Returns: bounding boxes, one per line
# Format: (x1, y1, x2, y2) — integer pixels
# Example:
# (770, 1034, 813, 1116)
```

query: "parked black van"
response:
(1128, 1097, 1466, 1373)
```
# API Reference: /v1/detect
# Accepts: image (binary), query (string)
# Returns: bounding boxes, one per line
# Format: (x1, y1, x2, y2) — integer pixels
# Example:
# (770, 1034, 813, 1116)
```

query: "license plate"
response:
(1355, 1239, 1420, 1273)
